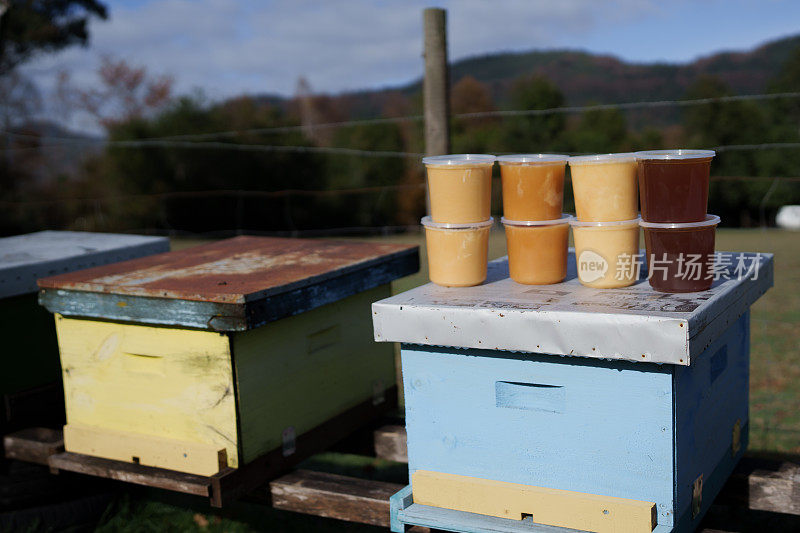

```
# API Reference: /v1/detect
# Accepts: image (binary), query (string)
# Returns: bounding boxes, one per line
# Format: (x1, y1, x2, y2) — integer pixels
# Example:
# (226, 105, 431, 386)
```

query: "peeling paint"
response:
(38, 236, 418, 305)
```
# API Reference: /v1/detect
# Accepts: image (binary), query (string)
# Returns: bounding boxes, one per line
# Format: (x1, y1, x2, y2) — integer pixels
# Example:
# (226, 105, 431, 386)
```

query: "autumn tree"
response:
(450, 75, 499, 154)
(383, 91, 425, 225)
(58, 56, 173, 129)
(0, 0, 108, 233)
(451, 76, 494, 116)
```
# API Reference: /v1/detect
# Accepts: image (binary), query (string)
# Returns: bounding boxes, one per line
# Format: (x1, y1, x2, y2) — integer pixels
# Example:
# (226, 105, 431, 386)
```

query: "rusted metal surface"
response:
(38, 236, 417, 304)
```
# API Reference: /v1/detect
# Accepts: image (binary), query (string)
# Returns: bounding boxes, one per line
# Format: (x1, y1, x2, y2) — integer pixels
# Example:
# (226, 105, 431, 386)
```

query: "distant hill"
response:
(441, 33, 800, 105)
(256, 33, 800, 121)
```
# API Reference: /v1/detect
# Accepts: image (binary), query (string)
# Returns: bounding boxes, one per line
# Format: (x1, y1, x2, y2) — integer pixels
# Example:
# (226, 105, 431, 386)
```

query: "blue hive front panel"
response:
(402, 346, 676, 528)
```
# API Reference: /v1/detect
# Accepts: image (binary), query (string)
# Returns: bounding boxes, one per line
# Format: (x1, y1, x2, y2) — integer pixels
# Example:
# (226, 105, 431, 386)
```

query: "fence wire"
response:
(5, 90, 800, 143)
(4, 90, 800, 152)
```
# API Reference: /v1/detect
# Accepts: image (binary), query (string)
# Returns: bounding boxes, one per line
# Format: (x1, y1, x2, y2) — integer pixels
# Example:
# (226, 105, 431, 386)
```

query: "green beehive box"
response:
(0, 231, 169, 438)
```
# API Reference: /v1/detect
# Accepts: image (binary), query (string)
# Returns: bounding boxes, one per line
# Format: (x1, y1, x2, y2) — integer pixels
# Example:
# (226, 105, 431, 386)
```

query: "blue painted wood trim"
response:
(390, 484, 414, 533)
(38, 249, 419, 331)
(38, 289, 245, 330)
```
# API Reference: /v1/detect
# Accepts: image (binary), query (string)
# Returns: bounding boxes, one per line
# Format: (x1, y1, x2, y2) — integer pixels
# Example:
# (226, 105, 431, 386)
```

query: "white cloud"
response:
(23, 0, 661, 94)
(18, 0, 663, 131)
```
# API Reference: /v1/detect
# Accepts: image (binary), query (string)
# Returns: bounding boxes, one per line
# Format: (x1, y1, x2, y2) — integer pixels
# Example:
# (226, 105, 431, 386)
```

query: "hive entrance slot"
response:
(521, 513, 533, 521)
(132, 456, 140, 464)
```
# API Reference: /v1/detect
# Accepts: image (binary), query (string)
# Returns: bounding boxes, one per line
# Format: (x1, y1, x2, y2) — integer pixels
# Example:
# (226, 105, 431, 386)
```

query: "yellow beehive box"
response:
(38, 236, 418, 478)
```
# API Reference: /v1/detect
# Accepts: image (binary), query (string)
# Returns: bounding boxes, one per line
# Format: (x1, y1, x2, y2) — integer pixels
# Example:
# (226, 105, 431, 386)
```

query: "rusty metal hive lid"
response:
(38, 236, 419, 331)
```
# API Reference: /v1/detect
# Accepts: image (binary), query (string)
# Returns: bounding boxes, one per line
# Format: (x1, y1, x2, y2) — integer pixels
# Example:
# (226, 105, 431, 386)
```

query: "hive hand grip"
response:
(121, 351, 165, 375)
(307, 324, 341, 354)
(495, 381, 565, 413)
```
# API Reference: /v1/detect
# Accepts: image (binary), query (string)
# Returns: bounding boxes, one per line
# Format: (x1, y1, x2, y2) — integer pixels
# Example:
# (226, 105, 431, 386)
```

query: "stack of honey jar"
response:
(568, 153, 641, 289)
(421, 155, 495, 287)
(421, 150, 720, 294)
(637, 149, 720, 292)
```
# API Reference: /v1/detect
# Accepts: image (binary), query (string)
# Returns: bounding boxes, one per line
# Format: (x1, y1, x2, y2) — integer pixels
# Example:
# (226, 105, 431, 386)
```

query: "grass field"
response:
(97, 229, 798, 531)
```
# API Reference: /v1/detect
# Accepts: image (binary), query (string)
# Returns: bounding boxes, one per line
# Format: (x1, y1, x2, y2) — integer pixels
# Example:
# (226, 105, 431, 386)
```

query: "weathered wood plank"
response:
(270, 469, 401, 527)
(715, 455, 800, 516)
(374, 425, 408, 463)
(3, 427, 63, 465)
(48, 451, 211, 497)
(39, 290, 247, 331)
(265, 470, 754, 533)
(3, 387, 397, 507)
(6, 422, 797, 531)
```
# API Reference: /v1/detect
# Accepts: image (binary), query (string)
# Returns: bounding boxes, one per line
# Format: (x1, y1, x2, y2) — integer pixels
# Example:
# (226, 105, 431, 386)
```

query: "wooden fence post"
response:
(423, 7, 451, 214)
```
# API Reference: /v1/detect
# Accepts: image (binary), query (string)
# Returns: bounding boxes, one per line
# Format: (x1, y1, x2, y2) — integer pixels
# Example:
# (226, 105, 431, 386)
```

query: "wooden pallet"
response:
(5, 424, 799, 531)
(3, 389, 396, 508)
(271, 426, 800, 531)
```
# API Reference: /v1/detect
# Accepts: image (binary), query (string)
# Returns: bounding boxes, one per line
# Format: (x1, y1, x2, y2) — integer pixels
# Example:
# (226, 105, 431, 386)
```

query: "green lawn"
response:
(97, 229, 798, 531)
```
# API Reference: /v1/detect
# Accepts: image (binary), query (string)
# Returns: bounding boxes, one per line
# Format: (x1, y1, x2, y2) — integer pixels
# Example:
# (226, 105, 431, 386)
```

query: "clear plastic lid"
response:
(422, 154, 496, 166)
(496, 154, 569, 165)
(568, 153, 637, 166)
(501, 214, 573, 226)
(421, 216, 494, 229)
(635, 149, 715, 160)
(569, 216, 641, 227)
(639, 214, 721, 229)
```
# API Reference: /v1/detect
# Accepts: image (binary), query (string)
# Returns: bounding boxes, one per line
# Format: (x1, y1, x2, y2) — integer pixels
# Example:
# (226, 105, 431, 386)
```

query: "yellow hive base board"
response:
(64, 423, 228, 476)
(412, 470, 657, 533)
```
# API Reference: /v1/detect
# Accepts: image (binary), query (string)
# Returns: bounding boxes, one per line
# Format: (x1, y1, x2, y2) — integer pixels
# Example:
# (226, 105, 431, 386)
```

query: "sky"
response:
(18, 0, 800, 132)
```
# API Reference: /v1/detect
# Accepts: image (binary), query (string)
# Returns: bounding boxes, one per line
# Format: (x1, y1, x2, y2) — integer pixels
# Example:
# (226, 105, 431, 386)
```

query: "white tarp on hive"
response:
(372, 250, 773, 366)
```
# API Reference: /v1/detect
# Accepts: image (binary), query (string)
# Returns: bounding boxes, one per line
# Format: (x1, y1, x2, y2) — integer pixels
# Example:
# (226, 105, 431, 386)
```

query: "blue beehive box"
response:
(372, 251, 773, 533)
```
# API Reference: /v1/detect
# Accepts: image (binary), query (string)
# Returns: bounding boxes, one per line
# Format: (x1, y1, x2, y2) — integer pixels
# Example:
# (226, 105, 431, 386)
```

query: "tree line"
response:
(1, 0, 799, 235)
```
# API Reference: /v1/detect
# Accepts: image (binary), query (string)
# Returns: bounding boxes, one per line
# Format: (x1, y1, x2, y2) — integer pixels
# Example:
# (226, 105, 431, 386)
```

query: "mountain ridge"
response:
(252, 33, 800, 119)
